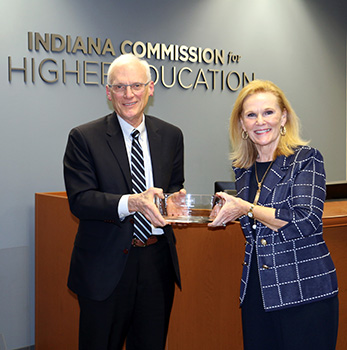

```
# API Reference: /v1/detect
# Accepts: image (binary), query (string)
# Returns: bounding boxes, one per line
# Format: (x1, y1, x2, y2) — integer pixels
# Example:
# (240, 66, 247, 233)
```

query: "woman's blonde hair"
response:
(230, 80, 308, 168)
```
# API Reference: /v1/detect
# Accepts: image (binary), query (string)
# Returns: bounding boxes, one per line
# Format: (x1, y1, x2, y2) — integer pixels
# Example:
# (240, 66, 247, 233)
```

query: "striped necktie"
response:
(130, 129, 152, 242)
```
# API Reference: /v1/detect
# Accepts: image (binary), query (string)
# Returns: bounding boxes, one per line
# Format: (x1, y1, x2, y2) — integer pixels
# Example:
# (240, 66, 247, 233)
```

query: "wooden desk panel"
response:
(35, 192, 79, 349)
(169, 224, 244, 349)
(35, 193, 347, 350)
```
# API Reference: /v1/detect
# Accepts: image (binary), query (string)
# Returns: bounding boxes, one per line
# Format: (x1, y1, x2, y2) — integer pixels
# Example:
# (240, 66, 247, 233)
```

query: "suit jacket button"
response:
(129, 218, 134, 224)
(123, 249, 129, 254)
(261, 239, 267, 246)
(262, 264, 269, 269)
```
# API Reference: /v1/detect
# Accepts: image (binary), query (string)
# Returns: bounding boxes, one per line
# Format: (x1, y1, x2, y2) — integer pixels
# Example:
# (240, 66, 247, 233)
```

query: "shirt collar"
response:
(117, 114, 146, 141)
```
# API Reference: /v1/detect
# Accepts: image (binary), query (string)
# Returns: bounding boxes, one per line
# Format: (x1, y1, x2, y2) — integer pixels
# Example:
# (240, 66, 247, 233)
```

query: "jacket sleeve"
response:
(167, 128, 184, 193)
(63, 127, 122, 223)
(275, 147, 326, 241)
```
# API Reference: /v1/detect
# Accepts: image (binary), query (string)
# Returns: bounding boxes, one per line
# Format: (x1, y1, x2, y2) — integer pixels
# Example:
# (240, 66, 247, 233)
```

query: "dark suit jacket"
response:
(63, 112, 184, 301)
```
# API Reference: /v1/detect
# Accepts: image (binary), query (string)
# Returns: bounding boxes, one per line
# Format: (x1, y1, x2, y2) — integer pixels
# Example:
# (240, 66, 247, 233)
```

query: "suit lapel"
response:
(145, 116, 163, 188)
(235, 157, 286, 232)
(234, 167, 252, 201)
(235, 155, 287, 204)
(105, 113, 132, 192)
(258, 156, 286, 205)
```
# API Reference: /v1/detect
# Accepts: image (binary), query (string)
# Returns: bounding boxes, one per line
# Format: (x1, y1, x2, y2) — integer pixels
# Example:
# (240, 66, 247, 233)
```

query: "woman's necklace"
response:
(252, 160, 274, 230)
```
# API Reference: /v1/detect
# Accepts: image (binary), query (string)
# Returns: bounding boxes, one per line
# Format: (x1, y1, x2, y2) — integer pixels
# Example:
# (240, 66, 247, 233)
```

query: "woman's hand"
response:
(208, 192, 288, 230)
(208, 192, 246, 227)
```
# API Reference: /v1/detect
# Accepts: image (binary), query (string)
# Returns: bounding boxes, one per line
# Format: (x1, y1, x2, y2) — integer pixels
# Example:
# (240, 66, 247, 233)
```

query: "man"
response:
(63, 53, 185, 350)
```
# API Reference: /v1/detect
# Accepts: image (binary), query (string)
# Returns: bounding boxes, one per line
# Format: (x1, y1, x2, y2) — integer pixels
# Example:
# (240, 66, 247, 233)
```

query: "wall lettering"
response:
(8, 32, 255, 91)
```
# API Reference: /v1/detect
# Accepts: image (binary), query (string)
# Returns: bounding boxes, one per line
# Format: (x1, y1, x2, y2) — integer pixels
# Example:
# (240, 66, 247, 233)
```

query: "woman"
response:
(209, 80, 339, 350)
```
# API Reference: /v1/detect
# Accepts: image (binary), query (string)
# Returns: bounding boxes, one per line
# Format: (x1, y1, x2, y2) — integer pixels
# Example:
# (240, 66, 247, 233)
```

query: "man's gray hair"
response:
(107, 53, 152, 85)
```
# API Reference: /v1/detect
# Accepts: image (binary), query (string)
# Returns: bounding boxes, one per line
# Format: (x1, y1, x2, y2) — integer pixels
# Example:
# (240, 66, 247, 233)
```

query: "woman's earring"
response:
(241, 130, 249, 140)
(280, 125, 286, 136)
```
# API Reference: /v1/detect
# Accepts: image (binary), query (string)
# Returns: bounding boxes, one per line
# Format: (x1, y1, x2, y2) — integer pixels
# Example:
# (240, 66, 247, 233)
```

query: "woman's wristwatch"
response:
(247, 204, 255, 218)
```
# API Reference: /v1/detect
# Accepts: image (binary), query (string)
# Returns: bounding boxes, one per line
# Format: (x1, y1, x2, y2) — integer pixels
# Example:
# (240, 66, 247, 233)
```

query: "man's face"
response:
(106, 61, 154, 128)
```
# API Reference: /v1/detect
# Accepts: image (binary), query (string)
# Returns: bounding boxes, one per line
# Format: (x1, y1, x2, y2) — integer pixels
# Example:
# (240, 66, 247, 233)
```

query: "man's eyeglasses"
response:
(108, 82, 150, 94)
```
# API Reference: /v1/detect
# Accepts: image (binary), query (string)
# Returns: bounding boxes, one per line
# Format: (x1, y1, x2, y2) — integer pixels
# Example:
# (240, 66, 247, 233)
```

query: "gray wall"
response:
(0, 0, 346, 348)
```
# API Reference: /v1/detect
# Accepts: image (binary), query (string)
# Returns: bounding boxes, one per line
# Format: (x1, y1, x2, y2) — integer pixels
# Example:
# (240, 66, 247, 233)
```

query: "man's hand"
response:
(128, 187, 167, 227)
(166, 189, 187, 217)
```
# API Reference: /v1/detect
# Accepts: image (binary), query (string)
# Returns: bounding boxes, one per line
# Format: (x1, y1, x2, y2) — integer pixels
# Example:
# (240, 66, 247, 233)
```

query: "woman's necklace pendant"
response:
(251, 161, 274, 232)
(254, 187, 261, 205)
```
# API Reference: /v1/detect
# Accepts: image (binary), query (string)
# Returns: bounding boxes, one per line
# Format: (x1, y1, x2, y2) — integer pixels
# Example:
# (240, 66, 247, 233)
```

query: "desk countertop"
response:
(35, 192, 347, 228)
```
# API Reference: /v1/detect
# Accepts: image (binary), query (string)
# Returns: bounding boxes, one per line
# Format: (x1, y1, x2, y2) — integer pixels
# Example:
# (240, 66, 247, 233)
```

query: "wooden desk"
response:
(35, 193, 347, 350)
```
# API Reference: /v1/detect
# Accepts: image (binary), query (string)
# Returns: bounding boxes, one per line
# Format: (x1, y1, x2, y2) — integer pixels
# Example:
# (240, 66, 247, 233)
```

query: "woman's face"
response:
(241, 92, 287, 161)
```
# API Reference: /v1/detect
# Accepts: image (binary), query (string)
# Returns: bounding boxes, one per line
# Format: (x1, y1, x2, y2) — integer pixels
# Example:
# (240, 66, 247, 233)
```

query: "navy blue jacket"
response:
(235, 146, 338, 311)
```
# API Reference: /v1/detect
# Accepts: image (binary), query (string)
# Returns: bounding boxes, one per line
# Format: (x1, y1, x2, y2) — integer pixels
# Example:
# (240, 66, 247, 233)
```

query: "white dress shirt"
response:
(117, 114, 163, 235)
